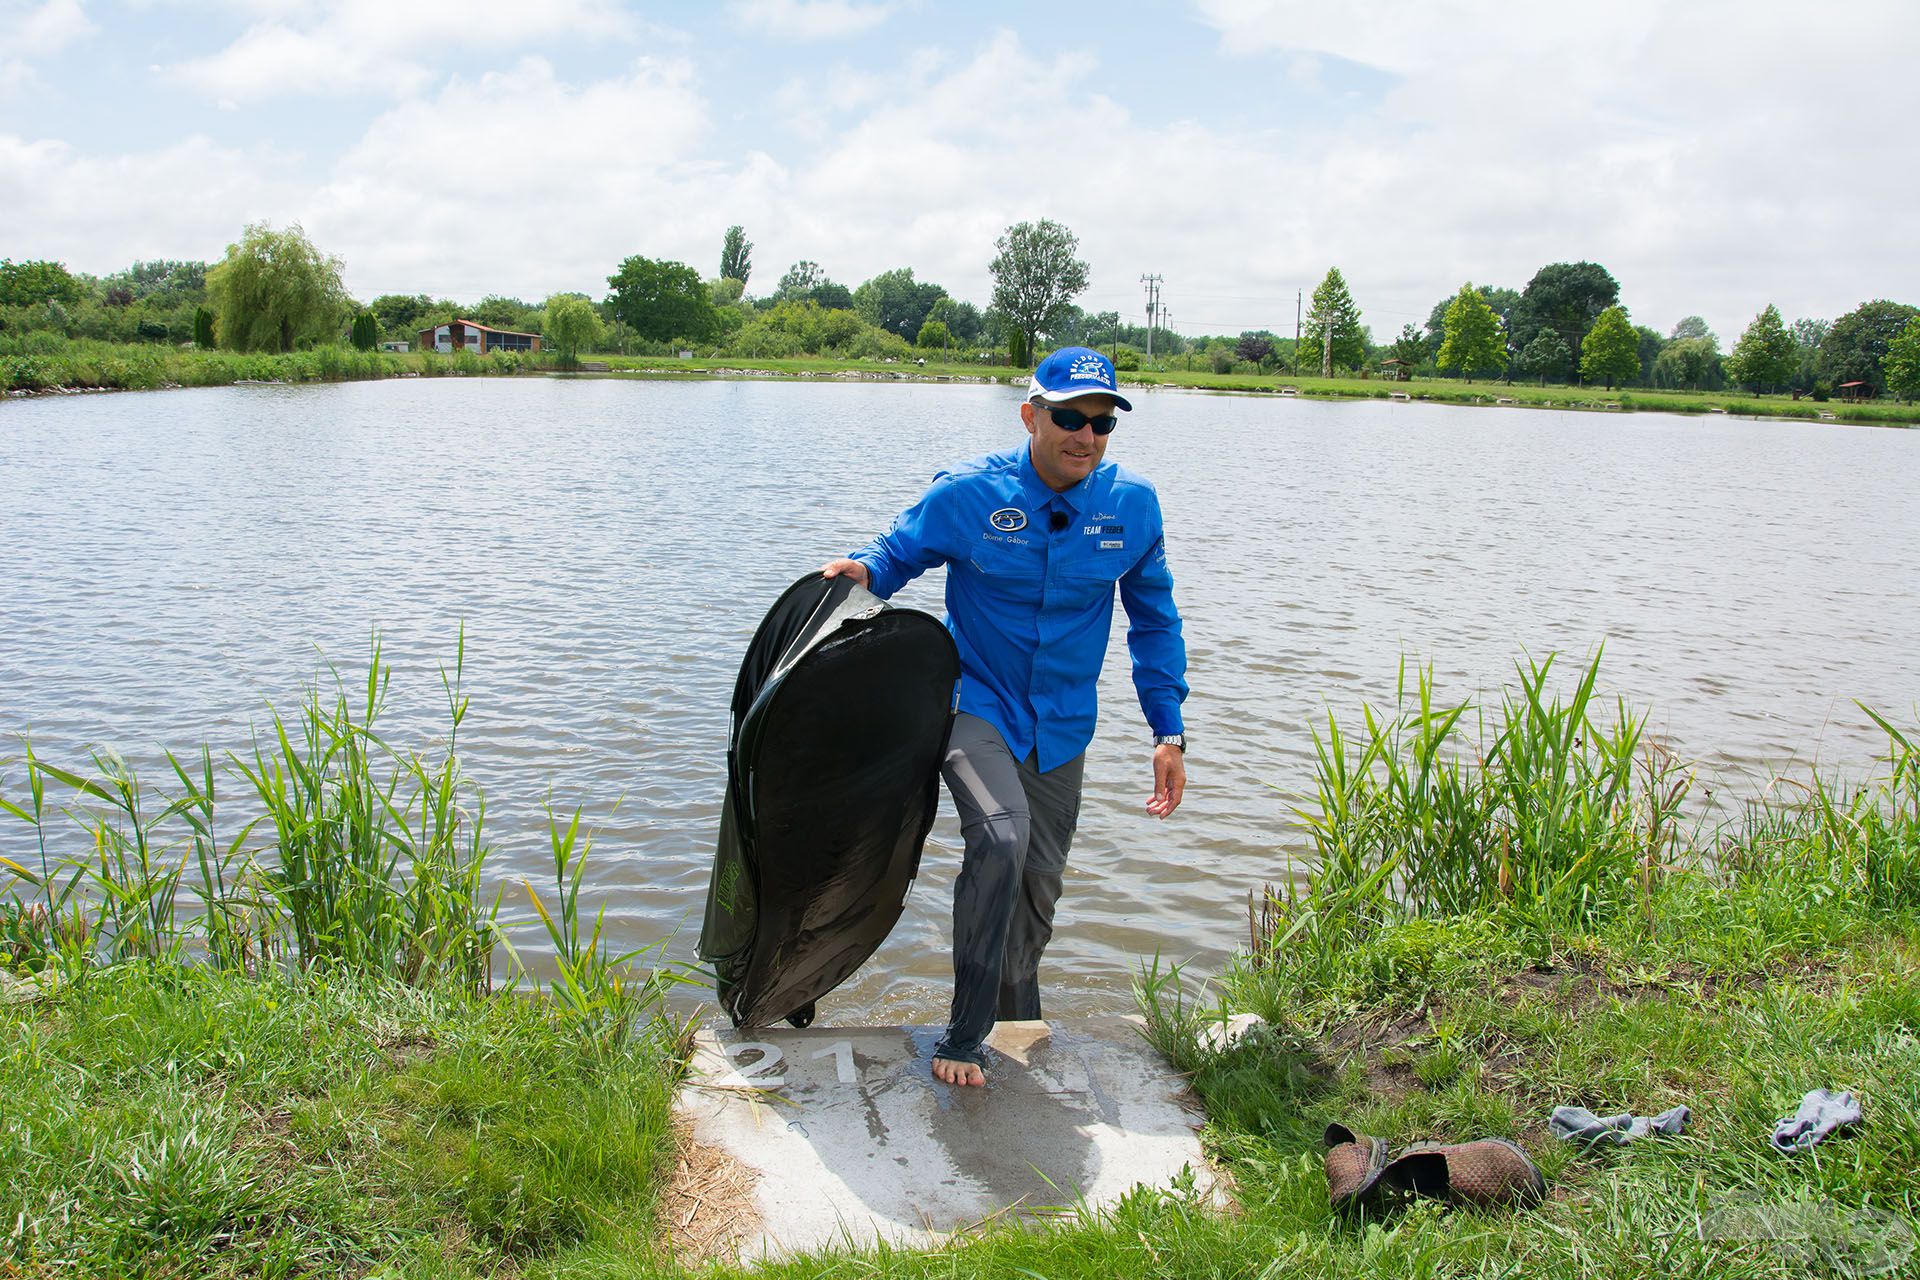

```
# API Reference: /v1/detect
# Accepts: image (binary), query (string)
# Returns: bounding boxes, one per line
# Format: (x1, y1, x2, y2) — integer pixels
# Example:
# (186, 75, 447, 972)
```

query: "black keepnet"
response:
(699, 572, 959, 1028)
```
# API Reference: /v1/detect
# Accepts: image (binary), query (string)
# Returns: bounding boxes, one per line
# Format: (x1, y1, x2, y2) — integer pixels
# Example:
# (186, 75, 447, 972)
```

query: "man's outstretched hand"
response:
(1148, 743, 1185, 818)
(819, 558, 870, 587)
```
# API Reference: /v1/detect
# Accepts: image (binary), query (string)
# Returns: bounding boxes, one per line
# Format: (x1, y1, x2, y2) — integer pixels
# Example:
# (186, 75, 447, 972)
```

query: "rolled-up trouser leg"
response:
(933, 714, 1028, 1066)
(934, 713, 1085, 1064)
(999, 750, 1082, 1019)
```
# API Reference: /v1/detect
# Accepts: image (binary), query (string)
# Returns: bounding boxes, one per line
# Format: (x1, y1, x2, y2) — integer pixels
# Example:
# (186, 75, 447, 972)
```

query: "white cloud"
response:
(306, 56, 761, 301)
(4, 0, 94, 51)
(11, 11, 1918, 344)
(772, 65, 890, 142)
(0, 131, 302, 268)
(733, 32, 1128, 297)
(158, 0, 641, 102)
(728, 0, 897, 40)
(1177, 0, 1920, 339)
(0, 0, 97, 93)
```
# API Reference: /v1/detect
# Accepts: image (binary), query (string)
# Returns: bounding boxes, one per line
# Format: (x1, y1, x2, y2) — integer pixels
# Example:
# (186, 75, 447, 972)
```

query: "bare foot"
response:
(932, 1055, 985, 1086)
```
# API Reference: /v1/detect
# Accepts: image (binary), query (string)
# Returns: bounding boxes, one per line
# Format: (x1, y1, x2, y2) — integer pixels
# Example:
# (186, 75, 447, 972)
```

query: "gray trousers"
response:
(932, 712, 1085, 1066)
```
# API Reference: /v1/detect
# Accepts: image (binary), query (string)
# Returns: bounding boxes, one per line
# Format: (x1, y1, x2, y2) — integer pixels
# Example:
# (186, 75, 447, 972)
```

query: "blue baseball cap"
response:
(1027, 346, 1133, 412)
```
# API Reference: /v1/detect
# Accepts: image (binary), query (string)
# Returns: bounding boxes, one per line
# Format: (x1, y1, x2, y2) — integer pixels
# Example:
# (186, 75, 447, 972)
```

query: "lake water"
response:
(2, 377, 1917, 1021)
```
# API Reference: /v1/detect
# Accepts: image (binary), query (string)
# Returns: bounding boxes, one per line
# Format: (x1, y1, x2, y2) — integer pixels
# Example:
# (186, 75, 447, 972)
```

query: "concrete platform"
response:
(674, 1018, 1211, 1260)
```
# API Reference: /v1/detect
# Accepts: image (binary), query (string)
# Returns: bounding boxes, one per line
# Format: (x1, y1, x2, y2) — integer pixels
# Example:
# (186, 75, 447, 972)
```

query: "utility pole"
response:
(1322, 314, 1333, 379)
(1140, 274, 1162, 364)
(1294, 289, 1302, 376)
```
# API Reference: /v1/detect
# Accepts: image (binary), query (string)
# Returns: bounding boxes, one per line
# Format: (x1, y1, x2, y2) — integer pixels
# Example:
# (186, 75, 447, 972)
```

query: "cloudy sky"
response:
(2, 0, 1914, 344)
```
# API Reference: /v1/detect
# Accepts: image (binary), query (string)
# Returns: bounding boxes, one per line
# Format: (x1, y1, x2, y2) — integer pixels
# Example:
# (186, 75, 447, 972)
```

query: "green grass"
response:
(0, 335, 581, 392)
(0, 335, 410, 391)
(6, 651, 1918, 1277)
(1121, 365, 1919, 426)
(0, 966, 684, 1278)
(1, 635, 698, 1276)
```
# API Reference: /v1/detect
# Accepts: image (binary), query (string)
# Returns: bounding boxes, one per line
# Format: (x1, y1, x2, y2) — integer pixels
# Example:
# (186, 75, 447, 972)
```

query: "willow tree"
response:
(204, 223, 350, 353)
(544, 293, 605, 366)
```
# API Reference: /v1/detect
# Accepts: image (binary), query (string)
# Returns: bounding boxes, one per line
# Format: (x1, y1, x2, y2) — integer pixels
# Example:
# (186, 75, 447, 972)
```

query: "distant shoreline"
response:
(5, 345, 1912, 428)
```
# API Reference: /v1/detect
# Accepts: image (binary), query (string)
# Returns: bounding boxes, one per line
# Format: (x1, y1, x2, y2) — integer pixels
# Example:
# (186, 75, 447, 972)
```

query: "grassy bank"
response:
(5, 652, 1918, 1276)
(0, 337, 409, 392)
(1120, 364, 1920, 426)
(1, 637, 697, 1275)
(0, 967, 683, 1275)
(0, 336, 1010, 397)
(7, 337, 1913, 428)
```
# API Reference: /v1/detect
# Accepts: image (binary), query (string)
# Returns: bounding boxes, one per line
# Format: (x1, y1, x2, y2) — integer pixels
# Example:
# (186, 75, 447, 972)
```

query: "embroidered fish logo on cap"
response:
(1067, 353, 1115, 387)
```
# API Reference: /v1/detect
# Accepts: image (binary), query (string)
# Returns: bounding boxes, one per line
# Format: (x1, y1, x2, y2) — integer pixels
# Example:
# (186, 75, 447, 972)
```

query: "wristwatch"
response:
(1153, 733, 1187, 752)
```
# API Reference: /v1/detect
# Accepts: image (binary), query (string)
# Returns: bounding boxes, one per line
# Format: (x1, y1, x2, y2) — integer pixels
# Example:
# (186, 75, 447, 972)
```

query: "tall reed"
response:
(1724, 707, 1920, 910)
(1291, 652, 1683, 929)
(229, 631, 502, 986)
(516, 803, 693, 1052)
(0, 635, 667, 1032)
(1258, 651, 1913, 979)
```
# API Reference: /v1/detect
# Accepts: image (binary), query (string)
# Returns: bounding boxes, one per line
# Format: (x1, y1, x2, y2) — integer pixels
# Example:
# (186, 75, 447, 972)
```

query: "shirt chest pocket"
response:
(969, 541, 1045, 601)
(1055, 541, 1131, 604)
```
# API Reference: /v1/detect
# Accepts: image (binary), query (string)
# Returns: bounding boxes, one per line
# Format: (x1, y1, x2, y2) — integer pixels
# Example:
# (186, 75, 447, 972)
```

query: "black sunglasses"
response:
(1041, 404, 1119, 435)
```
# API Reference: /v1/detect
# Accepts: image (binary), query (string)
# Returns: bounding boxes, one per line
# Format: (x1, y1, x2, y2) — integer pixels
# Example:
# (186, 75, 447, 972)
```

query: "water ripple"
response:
(2, 380, 1917, 1020)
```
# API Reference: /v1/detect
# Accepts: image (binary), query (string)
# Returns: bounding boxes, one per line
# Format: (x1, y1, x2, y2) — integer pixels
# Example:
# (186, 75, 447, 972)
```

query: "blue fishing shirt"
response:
(852, 442, 1188, 773)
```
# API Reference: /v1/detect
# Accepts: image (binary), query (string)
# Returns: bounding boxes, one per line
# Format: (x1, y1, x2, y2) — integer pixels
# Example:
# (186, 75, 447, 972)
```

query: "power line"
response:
(1140, 274, 1162, 362)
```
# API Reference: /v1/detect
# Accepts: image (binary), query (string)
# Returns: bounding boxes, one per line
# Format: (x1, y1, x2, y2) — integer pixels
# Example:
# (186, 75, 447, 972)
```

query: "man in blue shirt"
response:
(821, 346, 1189, 1086)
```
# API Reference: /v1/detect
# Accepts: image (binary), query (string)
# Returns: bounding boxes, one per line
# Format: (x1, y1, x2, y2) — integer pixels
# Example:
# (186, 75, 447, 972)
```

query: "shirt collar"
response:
(1018, 442, 1094, 515)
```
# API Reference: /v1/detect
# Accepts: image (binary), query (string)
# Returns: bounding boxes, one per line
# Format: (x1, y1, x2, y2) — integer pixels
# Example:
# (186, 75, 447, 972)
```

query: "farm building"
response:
(418, 319, 541, 354)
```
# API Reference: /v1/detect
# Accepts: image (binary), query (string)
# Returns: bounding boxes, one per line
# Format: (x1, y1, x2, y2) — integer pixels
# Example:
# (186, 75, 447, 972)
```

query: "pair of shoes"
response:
(1322, 1122, 1390, 1206)
(1324, 1123, 1546, 1211)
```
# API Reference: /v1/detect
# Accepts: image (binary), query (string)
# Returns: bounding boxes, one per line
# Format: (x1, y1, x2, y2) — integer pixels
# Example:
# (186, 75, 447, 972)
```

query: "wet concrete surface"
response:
(676, 1017, 1211, 1260)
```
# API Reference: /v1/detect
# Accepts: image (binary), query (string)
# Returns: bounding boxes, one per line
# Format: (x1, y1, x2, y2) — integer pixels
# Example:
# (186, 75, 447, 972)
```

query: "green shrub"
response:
(1, 354, 51, 390)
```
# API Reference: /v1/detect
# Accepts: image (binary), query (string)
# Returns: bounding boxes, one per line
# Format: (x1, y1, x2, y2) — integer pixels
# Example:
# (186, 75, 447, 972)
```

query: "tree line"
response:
(1409, 265, 1915, 400)
(4, 225, 1917, 401)
(1214, 263, 1916, 401)
(0, 219, 1092, 373)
